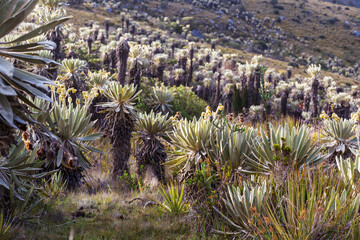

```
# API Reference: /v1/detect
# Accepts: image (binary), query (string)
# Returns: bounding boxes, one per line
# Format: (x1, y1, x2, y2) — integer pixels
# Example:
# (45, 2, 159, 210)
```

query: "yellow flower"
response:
(352, 125, 357, 132)
(72, 89, 77, 94)
(201, 112, 206, 117)
(206, 106, 210, 111)
(332, 113, 340, 122)
(351, 112, 360, 122)
(99, 89, 105, 94)
(68, 97, 72, 103)
(76, 99, 80, 105)
(320, 111, 329, 120)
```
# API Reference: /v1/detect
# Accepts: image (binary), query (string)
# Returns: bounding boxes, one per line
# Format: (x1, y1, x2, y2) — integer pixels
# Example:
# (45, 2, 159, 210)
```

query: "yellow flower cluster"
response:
(321, 111, 340, 122)
(82, 91, 89, 99)
(49, 81, 83, 106)
(320, 111, 329, 120)
(332, 113, 340, 122)
(351, 112, 360, 122)
(57, 75, 68, 82)
(201, 104, 225, 120)
(217, 103, 224, 112)
(56, 83, 67, 102)
(171, 112, 181, 121)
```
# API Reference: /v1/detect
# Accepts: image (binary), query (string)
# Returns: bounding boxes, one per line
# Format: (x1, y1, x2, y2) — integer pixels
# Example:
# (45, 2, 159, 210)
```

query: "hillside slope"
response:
(322, 0, 360, 8)
(141, 0, 360, 65)
(65, 4, 358, 86)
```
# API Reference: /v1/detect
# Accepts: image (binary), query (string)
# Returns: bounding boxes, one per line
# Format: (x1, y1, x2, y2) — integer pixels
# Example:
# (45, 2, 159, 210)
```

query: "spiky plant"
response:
(148, 85, 174, 114)
(215, 169, 360, 239)
(128, 44, 149, 86)
(86, 70, 112, 127)
(305, 64, 321, 117)
(0, 140, 50, 221)
(166, 117, 215, 182)
(321, 118, 358, 160)
(154, 53, 168, 83)
(98, 82, 141, 179)
(260, 170, 360, 239)
(32, 95, 102, 188)
(243, 124, 326, 181)
(155, 181, 189, 215)
(209, 127, 257, 170)
(58, 58, 87, 91)
(336, 155, 360, 190)
(133, 111, 173, 181)
(87, 70, 111, 90)
(0, 0, 70, 155)
(39, 0, 65, 10)
(213, 182, 268, 236)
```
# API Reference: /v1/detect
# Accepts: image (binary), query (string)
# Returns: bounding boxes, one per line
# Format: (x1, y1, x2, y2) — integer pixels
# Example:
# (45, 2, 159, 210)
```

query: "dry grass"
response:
(243, 0, 360, 62)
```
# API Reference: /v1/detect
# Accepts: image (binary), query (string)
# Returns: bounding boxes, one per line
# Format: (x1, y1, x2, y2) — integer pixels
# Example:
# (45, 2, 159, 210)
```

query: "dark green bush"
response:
(170, 85, 207, 119)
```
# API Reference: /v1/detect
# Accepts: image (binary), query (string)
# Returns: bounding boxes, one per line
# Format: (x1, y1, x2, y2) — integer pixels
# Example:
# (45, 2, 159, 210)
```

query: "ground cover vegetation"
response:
(2, 0, 360, 239)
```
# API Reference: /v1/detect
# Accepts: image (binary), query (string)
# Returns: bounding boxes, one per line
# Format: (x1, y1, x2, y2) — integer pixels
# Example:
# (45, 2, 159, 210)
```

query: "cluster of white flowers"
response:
(330, 92, 353, 105)
(306, 64, 321, 77)
(249, 105, 264, 116)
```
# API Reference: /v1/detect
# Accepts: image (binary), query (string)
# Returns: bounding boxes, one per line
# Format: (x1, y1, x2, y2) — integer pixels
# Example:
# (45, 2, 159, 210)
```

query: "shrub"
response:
(170, 85, 208, 119)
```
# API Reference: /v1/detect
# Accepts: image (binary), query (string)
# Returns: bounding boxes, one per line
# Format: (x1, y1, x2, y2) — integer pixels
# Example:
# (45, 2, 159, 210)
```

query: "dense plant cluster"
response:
(2, 0, 360, 239)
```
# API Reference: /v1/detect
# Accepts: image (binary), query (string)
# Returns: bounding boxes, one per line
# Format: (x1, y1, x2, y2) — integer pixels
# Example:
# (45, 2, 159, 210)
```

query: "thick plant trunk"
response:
(157, 66, 164, 83)
(247, 73, 255, 107)
(130, 64, 141, 89)
(111, 117, 134, 179)
(110, 49, 117, 74)
(311, 77, 319, 117)
(180, 56, 187, 72)
(213, 72, 222, 108)
(87, 37, 93, 54)
(105, 21, 110, 39)
(48, 31, 62, 79)
(136, 137, 166, 182)
(94, 29, 99, 41)
(254, 68, 261, 105)
(126, 19, 130, 33)
(304, 93, 311, 112)
(226, 91, 233, 114)
(187, 47, 194, 86)
(121, 16, 125, 31)
(116, 38, 130, 85)
(281, 92, 288, 117)
(103, 53, 110, 71)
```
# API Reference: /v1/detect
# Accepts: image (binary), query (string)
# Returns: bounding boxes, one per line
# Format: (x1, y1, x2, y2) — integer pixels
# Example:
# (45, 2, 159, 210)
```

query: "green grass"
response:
(17, 190, 222, 240)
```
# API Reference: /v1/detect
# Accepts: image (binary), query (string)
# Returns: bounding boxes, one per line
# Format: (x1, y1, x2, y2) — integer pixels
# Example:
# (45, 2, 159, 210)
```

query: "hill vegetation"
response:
(1, 0, 360, 239)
